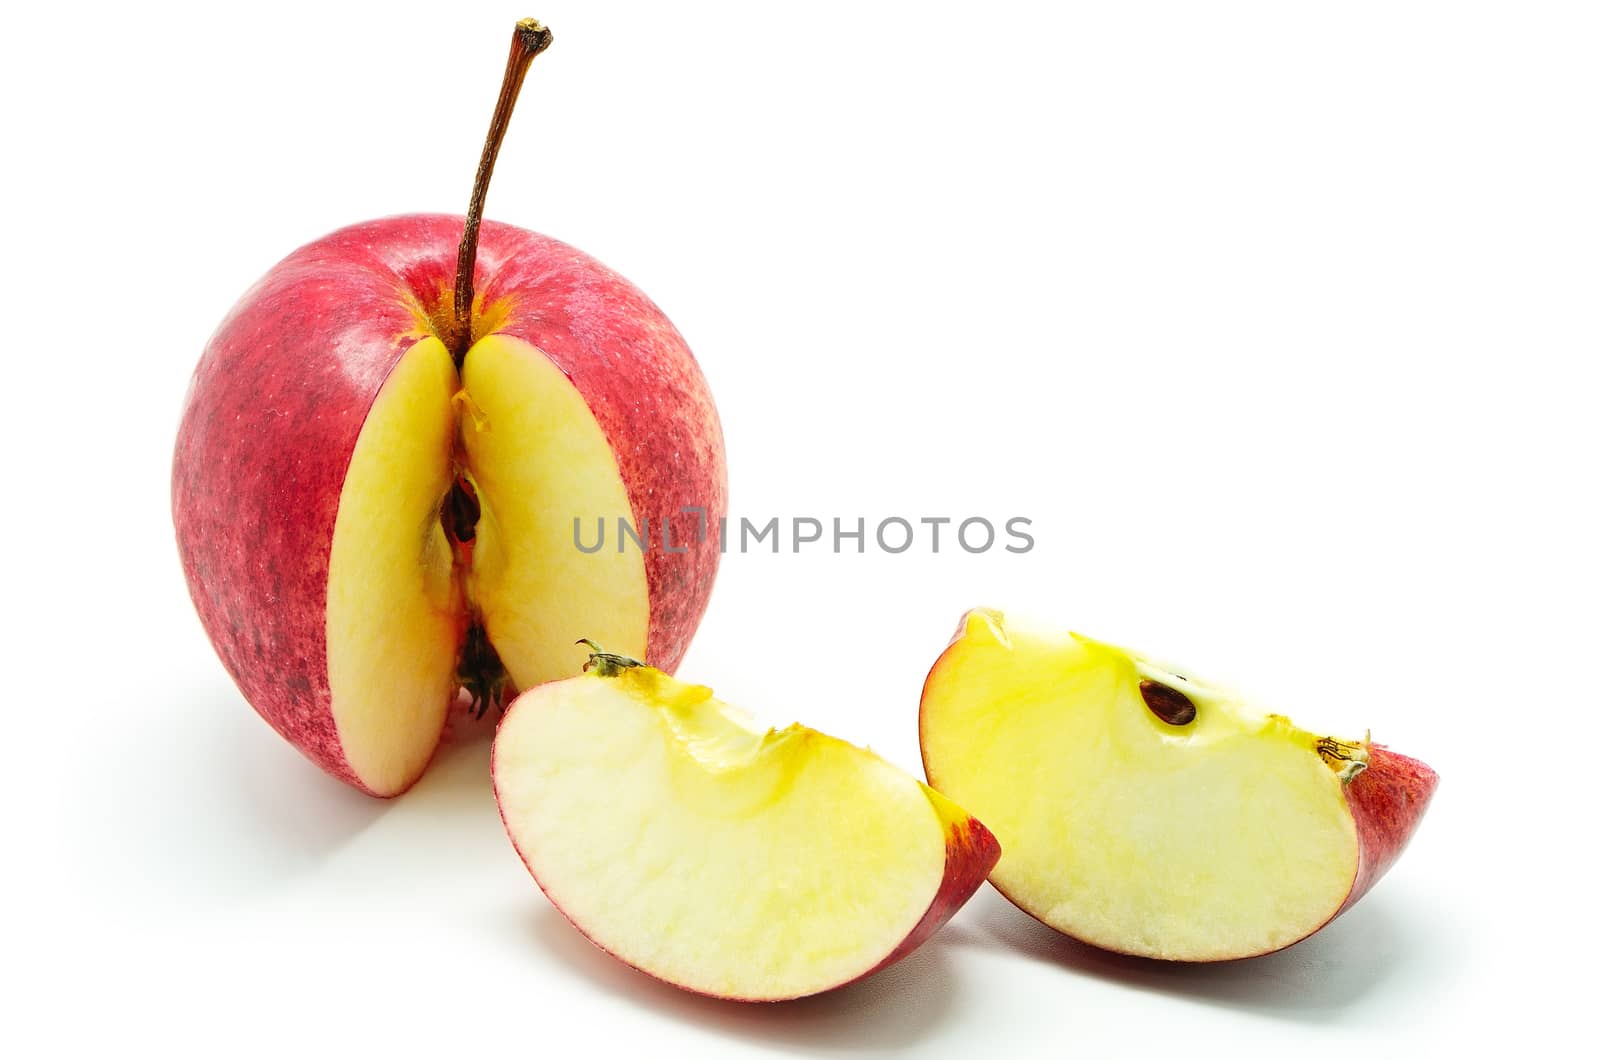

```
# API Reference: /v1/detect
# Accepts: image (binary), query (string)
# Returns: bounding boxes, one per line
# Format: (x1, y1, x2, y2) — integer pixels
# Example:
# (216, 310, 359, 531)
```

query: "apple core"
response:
(323, 323, 650, 793)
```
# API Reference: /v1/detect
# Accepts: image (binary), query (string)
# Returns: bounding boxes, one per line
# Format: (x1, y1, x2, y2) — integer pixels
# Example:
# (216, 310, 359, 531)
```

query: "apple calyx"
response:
(445, 17, 554, 364)
(576, 639, 645, 677)
(1317, 732, 1371, 782)
(459, 623, 514, 719)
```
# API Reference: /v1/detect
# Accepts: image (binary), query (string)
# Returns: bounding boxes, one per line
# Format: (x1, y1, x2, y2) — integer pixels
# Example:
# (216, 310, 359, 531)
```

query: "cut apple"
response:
(172, 23, 726, 798)
(919, 609, 1438, 961)
(492, 647, 1001, 1001)
(172, 215, 726, 798)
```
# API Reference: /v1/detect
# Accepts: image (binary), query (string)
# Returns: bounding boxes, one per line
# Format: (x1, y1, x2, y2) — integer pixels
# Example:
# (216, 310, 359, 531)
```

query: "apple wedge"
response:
(492, 646, 1001, 1001)
(919, 609, 1438, 961)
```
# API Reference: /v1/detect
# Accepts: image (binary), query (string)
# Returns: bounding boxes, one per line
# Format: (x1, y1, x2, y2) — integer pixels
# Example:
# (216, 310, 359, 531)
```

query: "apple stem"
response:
(447, 18, 554, 363)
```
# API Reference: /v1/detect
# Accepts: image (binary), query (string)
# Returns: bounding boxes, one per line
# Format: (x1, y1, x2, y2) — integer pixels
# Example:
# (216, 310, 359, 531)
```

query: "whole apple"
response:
(172, 21, 726, 796)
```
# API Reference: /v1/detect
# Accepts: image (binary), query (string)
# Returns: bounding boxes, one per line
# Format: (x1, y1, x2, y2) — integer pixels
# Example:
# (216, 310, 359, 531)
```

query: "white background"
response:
(6, 1, 1595, 1055)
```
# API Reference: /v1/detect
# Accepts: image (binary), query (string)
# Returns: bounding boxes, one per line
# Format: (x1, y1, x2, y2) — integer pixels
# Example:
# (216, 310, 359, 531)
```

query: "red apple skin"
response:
(1337, 744, 1440, 915)
(172, 215, 726, 794)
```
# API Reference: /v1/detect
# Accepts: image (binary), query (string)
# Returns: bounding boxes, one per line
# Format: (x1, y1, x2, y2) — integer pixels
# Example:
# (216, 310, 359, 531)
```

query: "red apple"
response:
(172, 21, 726, 796)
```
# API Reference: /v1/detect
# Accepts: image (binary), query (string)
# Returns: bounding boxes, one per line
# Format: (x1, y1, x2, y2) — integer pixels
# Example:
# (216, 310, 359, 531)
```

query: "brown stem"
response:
(448, 18, 554, 363)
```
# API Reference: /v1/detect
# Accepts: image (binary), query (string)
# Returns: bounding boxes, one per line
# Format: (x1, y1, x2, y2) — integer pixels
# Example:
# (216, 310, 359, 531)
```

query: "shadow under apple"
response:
(959, 886, 1459, 1024)
(90, 679, 512, 909)
(523, 904, 965, 1053)
(78, 676, 389, 907)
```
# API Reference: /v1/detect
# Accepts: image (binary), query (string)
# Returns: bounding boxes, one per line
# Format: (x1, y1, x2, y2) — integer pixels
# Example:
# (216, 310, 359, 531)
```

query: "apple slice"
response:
(492, 646, 1001, 1001)
(919, 609, 1438, 961)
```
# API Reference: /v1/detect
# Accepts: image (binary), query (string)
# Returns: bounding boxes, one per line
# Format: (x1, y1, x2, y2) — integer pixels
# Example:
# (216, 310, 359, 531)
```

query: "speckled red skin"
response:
(173, 215, 726, 795)
(917, 614, 1440, 961)
(1337, 744, 1439, 916)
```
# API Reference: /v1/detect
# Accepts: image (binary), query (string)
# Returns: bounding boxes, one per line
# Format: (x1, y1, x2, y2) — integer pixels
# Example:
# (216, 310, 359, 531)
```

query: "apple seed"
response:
(444, 476, 481, 544)
(1139, 679, 1196, 726)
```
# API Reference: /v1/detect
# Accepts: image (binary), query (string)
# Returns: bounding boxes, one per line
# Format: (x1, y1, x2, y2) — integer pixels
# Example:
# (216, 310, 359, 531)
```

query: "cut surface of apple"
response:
(317, 326, 653, 794)
(459, 334, 649, 692)
(919, 609, 1438, 962)
(493, 649, 1000, 1001)
(324, 337, 461, 795)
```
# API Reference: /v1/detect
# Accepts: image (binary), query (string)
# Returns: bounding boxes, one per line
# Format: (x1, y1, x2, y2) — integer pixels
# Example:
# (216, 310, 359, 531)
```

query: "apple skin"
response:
(172, 214, 726, 794)
(1336, 744, 1439, 918)
(919, 609, 1439, 960)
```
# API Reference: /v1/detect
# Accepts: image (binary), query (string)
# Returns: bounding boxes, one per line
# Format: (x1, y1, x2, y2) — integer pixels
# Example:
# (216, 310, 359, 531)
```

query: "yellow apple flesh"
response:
(493, 653, 1001, 1000)
(321, 330, 653, 794)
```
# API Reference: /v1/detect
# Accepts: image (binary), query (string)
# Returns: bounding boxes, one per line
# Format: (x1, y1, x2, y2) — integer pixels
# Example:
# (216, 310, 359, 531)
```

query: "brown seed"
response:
(444, 476, 481, 543)
(1140, 679, 1197, 726)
